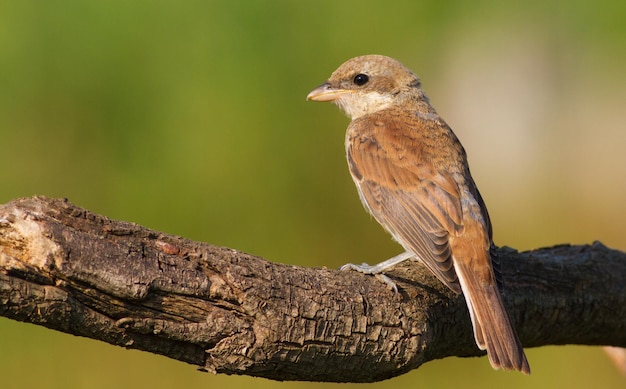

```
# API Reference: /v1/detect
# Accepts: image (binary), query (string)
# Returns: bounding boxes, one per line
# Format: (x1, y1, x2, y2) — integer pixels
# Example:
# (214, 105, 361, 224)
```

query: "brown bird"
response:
(307, 55, 530, 374)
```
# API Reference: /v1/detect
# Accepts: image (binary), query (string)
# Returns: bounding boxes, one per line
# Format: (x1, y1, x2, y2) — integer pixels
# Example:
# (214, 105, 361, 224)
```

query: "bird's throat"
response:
(334, 91, 396, 120)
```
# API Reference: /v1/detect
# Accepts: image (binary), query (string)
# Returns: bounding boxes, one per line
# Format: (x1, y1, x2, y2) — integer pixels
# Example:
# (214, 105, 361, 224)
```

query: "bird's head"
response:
(307, 55, 423, 120)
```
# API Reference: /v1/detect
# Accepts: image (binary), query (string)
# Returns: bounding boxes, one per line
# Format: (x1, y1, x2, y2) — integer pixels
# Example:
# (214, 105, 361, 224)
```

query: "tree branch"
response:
(0, 196, 624, 382)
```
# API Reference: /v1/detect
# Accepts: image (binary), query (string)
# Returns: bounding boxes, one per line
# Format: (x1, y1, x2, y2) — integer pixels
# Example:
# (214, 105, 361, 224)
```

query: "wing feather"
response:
(346, 115, 467, 292)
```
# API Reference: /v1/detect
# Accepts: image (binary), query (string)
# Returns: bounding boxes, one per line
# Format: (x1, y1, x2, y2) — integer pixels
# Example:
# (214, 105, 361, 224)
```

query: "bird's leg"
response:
(340, 251, 414, 273)
(340, 251, 415, 291)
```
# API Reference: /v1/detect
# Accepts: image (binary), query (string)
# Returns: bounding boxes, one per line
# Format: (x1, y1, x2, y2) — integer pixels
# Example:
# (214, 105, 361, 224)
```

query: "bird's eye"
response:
(353, 73, 369, 86)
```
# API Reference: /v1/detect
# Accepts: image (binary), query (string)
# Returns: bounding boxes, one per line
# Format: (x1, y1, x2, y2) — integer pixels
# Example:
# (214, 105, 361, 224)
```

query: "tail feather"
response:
(453, 250, 530, 374)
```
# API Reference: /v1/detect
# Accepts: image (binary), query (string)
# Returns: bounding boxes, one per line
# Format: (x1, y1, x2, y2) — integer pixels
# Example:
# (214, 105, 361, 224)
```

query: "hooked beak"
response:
(306, 83, 350, 102)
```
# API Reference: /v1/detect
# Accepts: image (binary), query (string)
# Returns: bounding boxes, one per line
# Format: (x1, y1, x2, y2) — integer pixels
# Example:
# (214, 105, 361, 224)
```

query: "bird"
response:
(306, 55, 530, 374)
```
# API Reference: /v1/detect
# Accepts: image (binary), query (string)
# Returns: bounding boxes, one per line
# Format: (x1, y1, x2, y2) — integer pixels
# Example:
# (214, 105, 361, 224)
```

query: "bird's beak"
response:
(306, 83, 349, 102)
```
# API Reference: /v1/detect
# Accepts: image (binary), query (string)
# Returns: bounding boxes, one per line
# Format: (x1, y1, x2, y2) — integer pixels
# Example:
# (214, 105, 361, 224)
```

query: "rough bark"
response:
(0, 196, 624, 382)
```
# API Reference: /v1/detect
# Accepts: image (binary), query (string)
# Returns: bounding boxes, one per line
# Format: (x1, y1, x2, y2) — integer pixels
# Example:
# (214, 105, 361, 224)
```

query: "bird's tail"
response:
(452, 250, 530, 374)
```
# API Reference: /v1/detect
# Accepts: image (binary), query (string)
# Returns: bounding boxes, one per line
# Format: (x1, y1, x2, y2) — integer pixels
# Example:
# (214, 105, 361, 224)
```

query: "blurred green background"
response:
(1, 0, 625, 388)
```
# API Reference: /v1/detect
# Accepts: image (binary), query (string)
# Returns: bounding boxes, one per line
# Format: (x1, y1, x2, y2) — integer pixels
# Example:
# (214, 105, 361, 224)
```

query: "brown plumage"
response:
(307, 55, 530, 373)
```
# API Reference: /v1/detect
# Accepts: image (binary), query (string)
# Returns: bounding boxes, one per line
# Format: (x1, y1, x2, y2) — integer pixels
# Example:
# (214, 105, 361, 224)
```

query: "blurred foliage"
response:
(1, 1, 625, 388)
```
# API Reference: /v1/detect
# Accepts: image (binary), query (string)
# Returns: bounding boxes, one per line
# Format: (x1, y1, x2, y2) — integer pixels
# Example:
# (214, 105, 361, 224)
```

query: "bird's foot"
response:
(339, 252, 415, 292)
(339, 262, 399, 292)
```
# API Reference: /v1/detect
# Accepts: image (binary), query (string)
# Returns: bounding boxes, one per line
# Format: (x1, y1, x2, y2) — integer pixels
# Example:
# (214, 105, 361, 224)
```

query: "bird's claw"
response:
(340, 262, 399, 292)
(339, 262, 379, 273)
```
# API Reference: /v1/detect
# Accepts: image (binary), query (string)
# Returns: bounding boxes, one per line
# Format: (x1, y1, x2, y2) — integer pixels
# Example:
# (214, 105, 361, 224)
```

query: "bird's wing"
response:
(346, 118, 468, 293)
